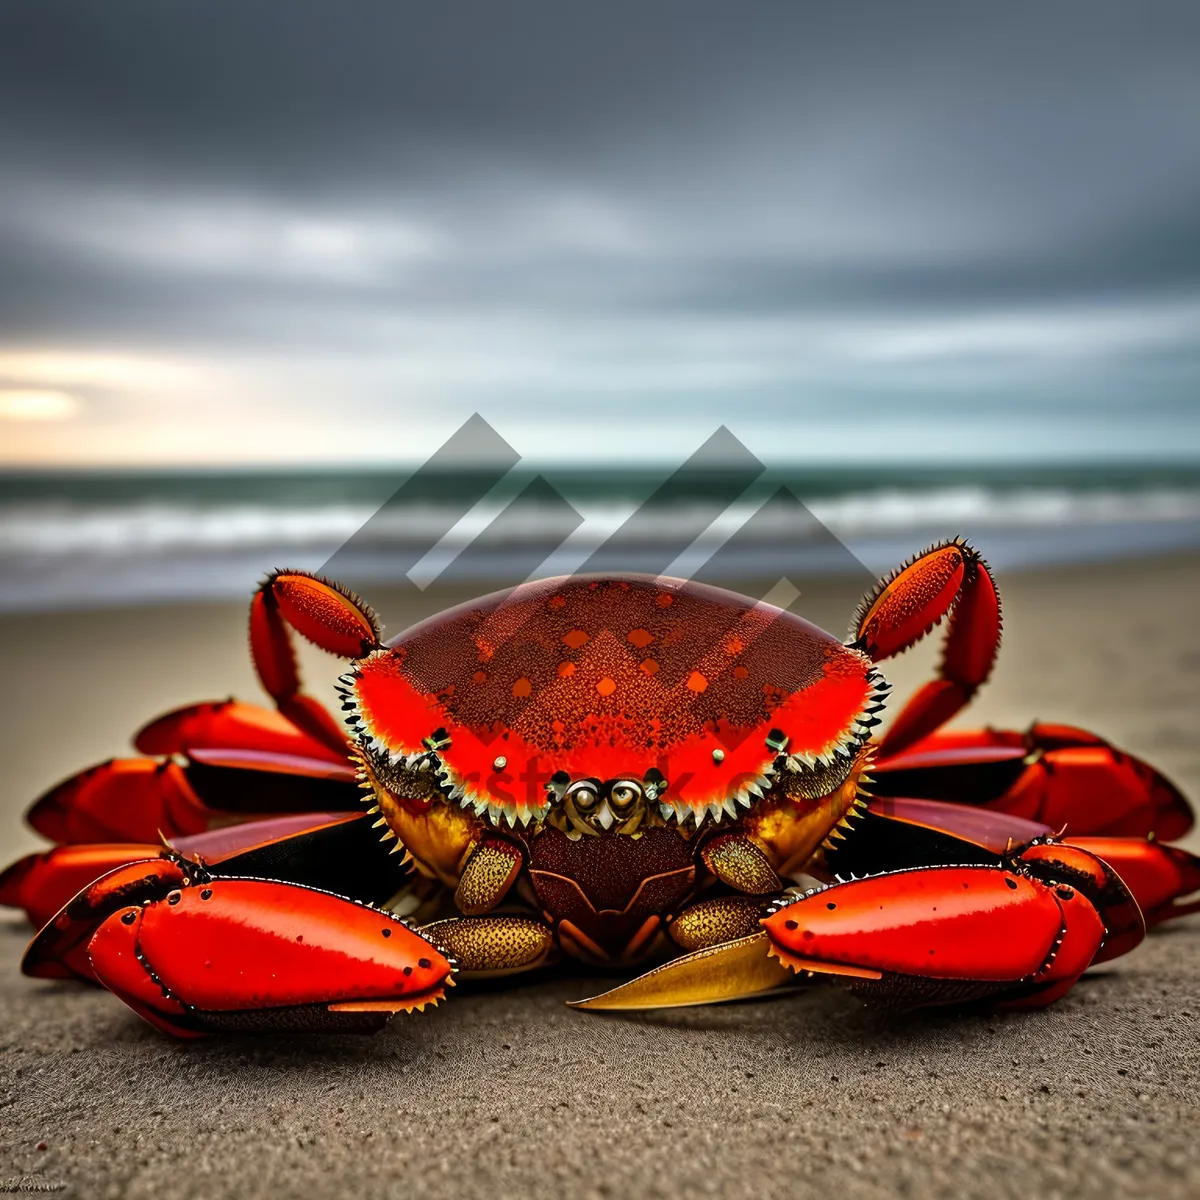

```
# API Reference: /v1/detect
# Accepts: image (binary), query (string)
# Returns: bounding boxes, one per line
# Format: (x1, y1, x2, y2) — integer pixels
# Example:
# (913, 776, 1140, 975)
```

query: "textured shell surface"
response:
(350, 574, 879, 822)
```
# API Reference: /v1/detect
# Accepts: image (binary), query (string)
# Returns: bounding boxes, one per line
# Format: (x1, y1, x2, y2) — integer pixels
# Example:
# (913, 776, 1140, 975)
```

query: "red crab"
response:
(2, 539, 1197, 1037)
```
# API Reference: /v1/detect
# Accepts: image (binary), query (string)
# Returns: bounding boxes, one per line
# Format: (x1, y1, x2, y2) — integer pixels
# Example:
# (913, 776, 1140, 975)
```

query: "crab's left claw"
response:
(761, 855, 1115, 1009)
(576, 844, 1132, 1015)
(86, 879, 454, 1038)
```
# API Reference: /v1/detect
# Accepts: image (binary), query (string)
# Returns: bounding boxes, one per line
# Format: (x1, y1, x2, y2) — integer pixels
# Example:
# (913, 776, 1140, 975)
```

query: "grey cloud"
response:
(0, 0, 1198, 459)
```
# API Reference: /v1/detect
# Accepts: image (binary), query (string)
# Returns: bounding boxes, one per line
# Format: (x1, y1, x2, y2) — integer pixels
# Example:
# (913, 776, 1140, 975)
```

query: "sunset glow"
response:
(0, 389, 81, 422)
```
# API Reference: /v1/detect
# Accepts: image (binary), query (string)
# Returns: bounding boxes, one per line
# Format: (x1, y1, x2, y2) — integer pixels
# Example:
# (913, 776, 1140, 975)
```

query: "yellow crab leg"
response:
(568, 931, 795, 1011)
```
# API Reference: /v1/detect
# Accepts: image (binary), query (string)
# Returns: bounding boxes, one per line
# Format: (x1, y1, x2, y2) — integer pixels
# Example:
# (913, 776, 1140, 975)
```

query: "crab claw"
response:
(762, 862, 1107, 1009)
(87, 879, 454, 1038)
(0, 843, 162, 932)
(1068, 836, 1200, 927)
(570, 846, 1129, 1014)
(1017, 841, 1144, 965)
(22, 857, 189, 982)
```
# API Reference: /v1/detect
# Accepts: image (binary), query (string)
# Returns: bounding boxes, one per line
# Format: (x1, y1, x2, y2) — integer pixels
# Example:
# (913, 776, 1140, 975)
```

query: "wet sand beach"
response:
(1, 555, 1198, 1199)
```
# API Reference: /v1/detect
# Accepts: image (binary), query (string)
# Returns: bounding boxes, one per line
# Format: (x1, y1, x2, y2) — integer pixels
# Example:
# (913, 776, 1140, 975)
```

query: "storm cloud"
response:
(1, 1, 1198, 463)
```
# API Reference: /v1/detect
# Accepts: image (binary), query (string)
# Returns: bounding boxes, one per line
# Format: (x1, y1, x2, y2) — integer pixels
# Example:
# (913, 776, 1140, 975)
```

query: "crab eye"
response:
(568, 781, 600, 811)
(608, 781, 643, 810)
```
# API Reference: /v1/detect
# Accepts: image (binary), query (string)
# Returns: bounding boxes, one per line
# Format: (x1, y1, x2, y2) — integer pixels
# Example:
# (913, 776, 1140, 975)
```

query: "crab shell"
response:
(346, 575, 882, 829)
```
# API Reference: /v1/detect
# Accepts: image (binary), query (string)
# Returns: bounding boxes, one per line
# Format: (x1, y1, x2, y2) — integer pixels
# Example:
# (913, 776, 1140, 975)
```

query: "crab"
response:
(2, 538, 1198, 1037)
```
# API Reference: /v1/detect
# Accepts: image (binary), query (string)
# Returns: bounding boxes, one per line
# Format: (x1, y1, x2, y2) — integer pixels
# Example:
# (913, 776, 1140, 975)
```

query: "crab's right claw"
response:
(569, 861, 1108, 1014)
(84, 878, 454, 1038)
(22, 857, 189, 982)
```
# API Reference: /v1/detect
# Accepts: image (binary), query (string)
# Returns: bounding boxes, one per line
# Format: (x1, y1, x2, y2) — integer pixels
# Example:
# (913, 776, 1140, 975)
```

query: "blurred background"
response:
(1, 1, 1199, 615)
(3, 10, 1200, 1193)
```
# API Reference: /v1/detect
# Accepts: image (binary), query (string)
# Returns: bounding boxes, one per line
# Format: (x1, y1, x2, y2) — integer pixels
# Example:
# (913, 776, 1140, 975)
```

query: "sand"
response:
(1, 556, 1198, 1199)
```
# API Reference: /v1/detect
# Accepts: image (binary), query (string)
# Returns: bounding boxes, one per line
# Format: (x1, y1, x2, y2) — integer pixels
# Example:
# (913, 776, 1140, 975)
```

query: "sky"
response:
(1, 1, 1199, 467)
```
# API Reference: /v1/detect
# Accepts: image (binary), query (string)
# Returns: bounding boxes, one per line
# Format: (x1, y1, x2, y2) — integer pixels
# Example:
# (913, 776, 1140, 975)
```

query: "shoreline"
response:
(5, 523, 1200, 615)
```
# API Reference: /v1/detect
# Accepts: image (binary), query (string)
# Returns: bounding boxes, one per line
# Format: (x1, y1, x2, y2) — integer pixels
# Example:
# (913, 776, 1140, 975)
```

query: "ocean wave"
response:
(1, 483, 1198, 610)
(2, 485, 1199, 557)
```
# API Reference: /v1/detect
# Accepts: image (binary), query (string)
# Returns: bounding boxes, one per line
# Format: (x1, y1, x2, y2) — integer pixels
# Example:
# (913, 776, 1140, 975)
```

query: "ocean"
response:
(1, 462, 1198, 613)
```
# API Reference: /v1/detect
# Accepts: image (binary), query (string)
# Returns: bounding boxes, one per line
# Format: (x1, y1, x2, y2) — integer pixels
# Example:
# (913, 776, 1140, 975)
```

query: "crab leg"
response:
(87, 878, 453, 1038)
(0, 813, 371, 938)
(26, 758, 213, 844)
(668, 895, 775, 951)
(24, 749, 363, 845)
(1067, 836, 1200, 926)
(852, 539, 1001, 757)
(11, 573, 380, 849)
(422, 916, 557, 979)
(870, 728, 1193, 841)
(250, 570, 382, 756)
(134, 698, 346, 763)
(855, 798, 1200, 928)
